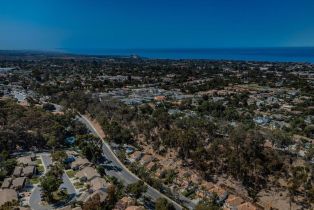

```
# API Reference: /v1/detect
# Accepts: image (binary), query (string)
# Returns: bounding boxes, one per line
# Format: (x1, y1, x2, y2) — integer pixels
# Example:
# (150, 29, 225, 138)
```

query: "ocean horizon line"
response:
(1, 47, 314, 63)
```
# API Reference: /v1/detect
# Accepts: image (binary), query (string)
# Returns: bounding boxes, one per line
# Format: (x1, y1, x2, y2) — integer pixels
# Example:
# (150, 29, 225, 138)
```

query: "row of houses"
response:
(0, 154, 37, 208)
(1, 154, 37, 190)
(125, 143, 261, 210)
(65, 152, 111, 203)
(128, 151, 156, 170)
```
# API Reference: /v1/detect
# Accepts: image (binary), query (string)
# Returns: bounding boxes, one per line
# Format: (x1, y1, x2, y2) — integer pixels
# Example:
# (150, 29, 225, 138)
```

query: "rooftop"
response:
(0, 189, 18, 206)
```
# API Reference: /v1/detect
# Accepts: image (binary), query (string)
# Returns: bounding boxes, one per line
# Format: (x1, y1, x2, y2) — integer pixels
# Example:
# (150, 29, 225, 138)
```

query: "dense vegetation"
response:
(0, 99, 82, 154)
(1, 56, 314, 208)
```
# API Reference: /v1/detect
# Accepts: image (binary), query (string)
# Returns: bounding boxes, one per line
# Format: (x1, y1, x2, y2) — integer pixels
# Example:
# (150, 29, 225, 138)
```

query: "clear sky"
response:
(0, 0, 314, 50)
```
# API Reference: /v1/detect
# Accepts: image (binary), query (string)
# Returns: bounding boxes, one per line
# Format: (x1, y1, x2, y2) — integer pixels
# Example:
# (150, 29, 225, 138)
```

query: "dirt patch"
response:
(84, 114, 106, 139)
(257, 188, 302, 210)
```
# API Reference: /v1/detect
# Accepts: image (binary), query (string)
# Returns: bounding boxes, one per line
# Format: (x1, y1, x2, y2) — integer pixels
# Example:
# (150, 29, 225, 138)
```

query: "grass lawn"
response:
(37, 165, 45, 173)
(30, 177, 40, 184)
(36, 158, 42, 165)
(53, 189, 68, 201)
(74, 182, 84, 189)
(66, 169, 76, 178)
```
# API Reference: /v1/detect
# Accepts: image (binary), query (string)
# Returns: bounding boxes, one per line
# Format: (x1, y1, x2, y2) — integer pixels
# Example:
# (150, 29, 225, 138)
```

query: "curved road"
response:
(78, 115, 196, 210)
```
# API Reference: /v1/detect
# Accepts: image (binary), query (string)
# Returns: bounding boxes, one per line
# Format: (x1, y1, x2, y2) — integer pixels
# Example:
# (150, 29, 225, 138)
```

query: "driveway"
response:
(29, 154, 53, 210)
(29, 153, 77, 210)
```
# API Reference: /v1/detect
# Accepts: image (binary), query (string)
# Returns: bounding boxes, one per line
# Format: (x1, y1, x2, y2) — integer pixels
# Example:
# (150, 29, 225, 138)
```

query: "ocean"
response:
(64, 47, 314, 63)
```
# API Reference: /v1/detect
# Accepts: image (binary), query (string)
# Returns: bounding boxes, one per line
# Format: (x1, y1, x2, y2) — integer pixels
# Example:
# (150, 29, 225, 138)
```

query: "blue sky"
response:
(0, 0, 314, 50)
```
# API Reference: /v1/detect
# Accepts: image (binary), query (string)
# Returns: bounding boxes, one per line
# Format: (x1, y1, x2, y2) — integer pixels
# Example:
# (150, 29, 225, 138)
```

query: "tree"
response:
(304, 125, 314, 138)
(47, 135, 57, 152)
(41, 174, 63, 202)
(52, 150, 67, 163)
(155, 197, 175, 210)
(82, 194, 102, 210)
(0, 200, 19, 210)
(96, 165, 106, 177)
(126, 181, 147, 199)
(40, 164, 63, 202)
(76, 134, 102, 163)
(0, 158, 16, 181)
(194, 199, 221, 210)
(103, 121, 133, 144)
(271, 130, 292, 148)
(43, 103, 56, 111)
(306, 145, 314, 161)
(106, 185, 118, 209)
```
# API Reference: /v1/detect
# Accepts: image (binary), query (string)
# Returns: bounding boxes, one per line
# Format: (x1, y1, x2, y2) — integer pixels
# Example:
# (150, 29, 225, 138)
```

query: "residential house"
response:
(190, 174, 202, 185)
(223, 194, 244, 209)
(71, 157, 90, 170)
(76, 166, 100, 182)
(145, 162, 156, 171)
(22, 166, 36, 178)
(30, 152, 36, 161)
(65, 150, 79, 157)
(17, 156, 35, 166)
(140, 154, 154, 165)
(209, 186, 227, 200)
(128, 151, 142, 163)
(113, 197, 136, 210)
(1, 178, 12, 189)
(90, 177, 109, 192)
(237, 202, 257, 210)
(0, 189, 18, 206)
(154, 95, 166, 101)
(11, 177, 26, 191)
(12, 166, 22, 177)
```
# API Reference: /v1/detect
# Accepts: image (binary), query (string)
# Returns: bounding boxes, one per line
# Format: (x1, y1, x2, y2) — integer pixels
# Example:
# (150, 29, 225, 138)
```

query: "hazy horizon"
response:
(1, 47, 313, 63)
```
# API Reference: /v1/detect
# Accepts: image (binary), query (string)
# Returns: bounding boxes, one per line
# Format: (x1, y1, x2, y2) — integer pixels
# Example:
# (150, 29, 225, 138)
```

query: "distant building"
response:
(154, 95, 166, 101)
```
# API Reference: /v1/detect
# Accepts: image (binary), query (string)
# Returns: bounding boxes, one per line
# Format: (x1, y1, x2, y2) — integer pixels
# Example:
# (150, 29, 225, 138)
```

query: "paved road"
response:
(29, 153, 77, 210)
(78, 115, 196, 210)
(41, 154, 52, 172)
(60, 173, 76, 195)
